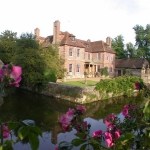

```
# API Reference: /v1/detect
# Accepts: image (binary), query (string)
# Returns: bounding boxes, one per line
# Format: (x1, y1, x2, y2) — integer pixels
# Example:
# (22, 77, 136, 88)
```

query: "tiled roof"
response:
(115, 58, 149, 69)
(60, 32, 85, 48)
(41, 30, 115, 54)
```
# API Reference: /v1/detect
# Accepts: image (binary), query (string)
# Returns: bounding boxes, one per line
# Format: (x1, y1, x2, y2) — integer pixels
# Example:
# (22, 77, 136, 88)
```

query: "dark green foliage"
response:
(133, 24, 150, 61)
(0, 30, 17, 63)
(126, 42, 137, 58)
(95, 76, 145, 99)
(100, 67, 109, 76)
(111, 35, 126, 59)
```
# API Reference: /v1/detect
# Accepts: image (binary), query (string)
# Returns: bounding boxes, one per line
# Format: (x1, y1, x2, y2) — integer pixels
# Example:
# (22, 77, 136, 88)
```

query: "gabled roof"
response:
(60, 32, 85, 48)
(115, 58, 149, 69)
(41, 30, 115, 54)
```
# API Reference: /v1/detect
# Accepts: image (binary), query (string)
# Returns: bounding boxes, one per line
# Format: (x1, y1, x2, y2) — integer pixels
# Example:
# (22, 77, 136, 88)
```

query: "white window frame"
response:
(97, 53, 100, 60)
(76, 64, 80, 72)
(77, 49, 80, 57)
(69, 64, 72, 72)
(88, 53, 90, 60)
(69, 48, 73, 57)
(84, 53, 86, 59)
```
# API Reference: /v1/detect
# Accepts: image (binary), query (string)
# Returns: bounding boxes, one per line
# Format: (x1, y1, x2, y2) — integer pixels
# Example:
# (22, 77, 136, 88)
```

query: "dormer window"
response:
(72, 36, 75, 41)
(86, 45, 89, 48)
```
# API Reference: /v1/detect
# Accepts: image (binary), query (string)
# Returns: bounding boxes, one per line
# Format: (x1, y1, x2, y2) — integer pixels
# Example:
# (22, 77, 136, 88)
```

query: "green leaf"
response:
(116, 133, 135, 144)
(0, 144, 3, 150)
(28, 132, 39, 150)
(71, 138, 86, 146)
(30, 126, 42, 137)
(80, 143, 87, 150)
(74, 133, 86, 139)
(8, 122, 19, 130)
(18, 126, 30, 140)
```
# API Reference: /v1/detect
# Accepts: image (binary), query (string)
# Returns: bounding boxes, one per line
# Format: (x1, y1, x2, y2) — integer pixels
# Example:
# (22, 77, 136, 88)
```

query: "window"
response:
(84, 53, 86, 59)
(69, 48, 73, 56)
(77, 49, 80, 57)
(106, 54, 109, 60)
(110, 66, 112, 72)
(88, 53, 90, 60)
(69, 64, 72, 72)
(97, 65, 100, 72)
(97, 53, 100, 60)
(72, 37, 75, 41)
(86, 44, 89, 48)
(76, 64, 80, 72)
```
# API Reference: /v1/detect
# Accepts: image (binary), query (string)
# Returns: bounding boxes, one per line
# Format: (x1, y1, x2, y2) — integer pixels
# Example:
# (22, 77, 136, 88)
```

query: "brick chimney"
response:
(53, 20, 60, 44)
(106, 37, 111, 48)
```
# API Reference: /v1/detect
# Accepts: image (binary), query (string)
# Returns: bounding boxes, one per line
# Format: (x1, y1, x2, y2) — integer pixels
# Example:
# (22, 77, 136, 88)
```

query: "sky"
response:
(0, 0, 150, 45)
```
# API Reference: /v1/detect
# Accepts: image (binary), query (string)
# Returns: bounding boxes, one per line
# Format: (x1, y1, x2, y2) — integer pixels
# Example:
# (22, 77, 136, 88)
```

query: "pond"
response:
(0, 89, 146, 150)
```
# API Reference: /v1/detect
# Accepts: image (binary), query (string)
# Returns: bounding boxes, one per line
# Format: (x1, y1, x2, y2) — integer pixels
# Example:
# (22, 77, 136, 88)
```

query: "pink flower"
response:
(92, 130, 103, 138)
(1, 125, 10, 139)
(105, 114, 116, 127)
(0, 65, 22, 87)
(8, 66, 22, 87)
(122, 105, 130, 117)
(114, 129, 120, 139)
(104, 131, 114, 148)
(135, 82, 140, 90)
(54, 146, 58, 150)
(77, 105, 86, 113)
(66, 108, 75, 117)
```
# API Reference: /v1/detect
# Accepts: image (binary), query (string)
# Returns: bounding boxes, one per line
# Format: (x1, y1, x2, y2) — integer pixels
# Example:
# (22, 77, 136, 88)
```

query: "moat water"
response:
(0, 89, 146, 150)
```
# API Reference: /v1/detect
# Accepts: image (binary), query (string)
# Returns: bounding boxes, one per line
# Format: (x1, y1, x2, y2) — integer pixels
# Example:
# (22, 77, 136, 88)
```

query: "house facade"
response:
(34, 20, 115, 78)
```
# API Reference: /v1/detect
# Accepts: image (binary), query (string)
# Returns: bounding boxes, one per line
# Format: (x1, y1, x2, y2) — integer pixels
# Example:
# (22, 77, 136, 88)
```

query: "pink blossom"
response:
(0, 69, 4, 82)
(104, 131, 114, 148)
(122, 105, 130, 117)
(60, 114, 72, 125)
(8, 66, 22, 87)
(135, 82, 140, 90)
(66, 108, 75, 117)
(114, 129, 120, 139)
(1, 125, 10, 138)
(92, 130, 102, 138)
(105, 114, 116, 127)
(77, 105, 86, 113)
(0, 65, 22, 87)
(54, 146, 58, 150)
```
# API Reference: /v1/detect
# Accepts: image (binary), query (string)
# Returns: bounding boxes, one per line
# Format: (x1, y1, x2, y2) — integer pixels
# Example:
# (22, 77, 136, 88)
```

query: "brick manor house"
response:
(34, 20, 115, 78)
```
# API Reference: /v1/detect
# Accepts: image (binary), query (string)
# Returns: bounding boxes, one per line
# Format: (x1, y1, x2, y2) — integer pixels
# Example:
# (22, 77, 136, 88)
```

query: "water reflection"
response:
(0, 89, 145, 150)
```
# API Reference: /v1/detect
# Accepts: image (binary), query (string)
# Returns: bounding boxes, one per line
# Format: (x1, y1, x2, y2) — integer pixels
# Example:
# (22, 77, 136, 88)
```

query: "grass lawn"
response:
(59, 80, 99, 87)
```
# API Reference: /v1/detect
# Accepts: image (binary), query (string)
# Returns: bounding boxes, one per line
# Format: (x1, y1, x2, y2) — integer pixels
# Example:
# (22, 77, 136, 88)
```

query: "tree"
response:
(0, 30, 17, 63)
(126, 42, 137, 58)
(14, 33, 66, 86)
(41, 44, 66, 83)
(111, 35, 126, 59)
(13, 33, 46, 86)
(133, 24, 150, 61)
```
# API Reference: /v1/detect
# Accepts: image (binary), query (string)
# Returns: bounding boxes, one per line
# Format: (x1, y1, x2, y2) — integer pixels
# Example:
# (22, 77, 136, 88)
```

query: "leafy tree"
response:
(41, 44, 66, 83)
(13, 33, 46, 86)
(133, 24, 150, 61)
(126, 42, 137, 58)
(14, 33, 66, 86)
(0, 30, 17, 63)
(111, 35, 126, 59)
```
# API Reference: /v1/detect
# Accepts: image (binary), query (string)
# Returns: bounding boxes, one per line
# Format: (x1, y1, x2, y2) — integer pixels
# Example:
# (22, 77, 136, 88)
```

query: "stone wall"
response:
(41, 82, 101, 103)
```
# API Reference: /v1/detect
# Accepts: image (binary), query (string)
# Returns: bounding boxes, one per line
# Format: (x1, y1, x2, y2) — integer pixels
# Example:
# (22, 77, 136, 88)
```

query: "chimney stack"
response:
(106, 37, 111, 48)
